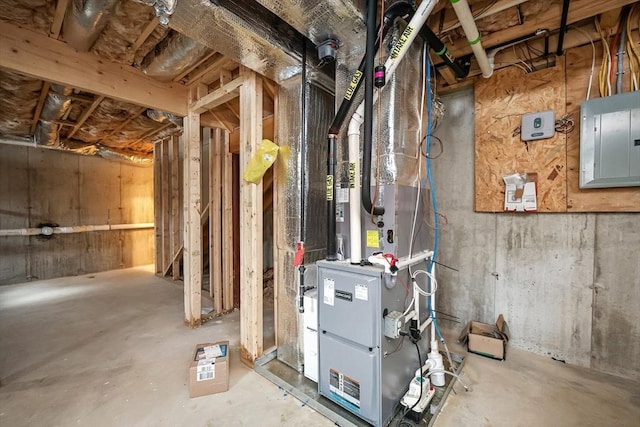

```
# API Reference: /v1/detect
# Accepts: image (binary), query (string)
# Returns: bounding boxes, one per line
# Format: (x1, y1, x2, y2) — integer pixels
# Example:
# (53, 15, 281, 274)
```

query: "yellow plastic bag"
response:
(242, 139, 279, 184)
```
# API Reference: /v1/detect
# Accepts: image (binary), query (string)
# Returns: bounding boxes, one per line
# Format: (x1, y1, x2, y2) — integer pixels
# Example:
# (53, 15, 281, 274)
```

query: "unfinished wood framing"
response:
(0, 21, 188, 115)
(161, 139, 171, 273)
(30, 82, 51, 134)
(171, 136, 182, 280)
(191, 77, 244, 113)
(183, 86, 206, 326)
(153, 143, 163, 274)
(210, 128, 223, 312)
(222, 131, 234, 312)
(67, 95, 105, 139)
(239, 67, 264, 366)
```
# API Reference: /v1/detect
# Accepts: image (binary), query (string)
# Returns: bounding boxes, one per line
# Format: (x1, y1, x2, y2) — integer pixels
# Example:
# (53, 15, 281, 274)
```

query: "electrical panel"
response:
(521, 110, 555, 141)
(580, 91, 640, 189)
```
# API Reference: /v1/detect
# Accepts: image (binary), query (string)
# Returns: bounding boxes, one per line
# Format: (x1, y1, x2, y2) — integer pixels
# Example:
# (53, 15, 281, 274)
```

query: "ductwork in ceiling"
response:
(35, 84, 72, 148)
(169, 0, 308, 83)
(62, 0, 120, 51)
(141, 31, 211, 82)
(252, 0, 365, 50)
(146, 109, 184, 127)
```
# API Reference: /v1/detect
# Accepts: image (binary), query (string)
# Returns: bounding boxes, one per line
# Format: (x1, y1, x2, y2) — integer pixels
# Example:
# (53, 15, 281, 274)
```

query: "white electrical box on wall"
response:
(580, 91, 640, 189)
(521, 110, 555, 141)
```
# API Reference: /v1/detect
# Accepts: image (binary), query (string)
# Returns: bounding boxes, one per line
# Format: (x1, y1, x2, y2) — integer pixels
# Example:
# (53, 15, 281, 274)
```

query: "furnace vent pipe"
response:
(63, 0, 119, 52)
(347, 0, 440, 263)
(449, 0, 493, 78)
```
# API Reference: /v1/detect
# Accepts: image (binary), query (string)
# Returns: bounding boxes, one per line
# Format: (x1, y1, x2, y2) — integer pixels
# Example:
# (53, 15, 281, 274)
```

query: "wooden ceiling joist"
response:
(30, 81, 51, 134)
(97, 106, 148, 143)
(442, 0, 638, 60)
(131, 18, 159, 63)
(67, 95, 105, 139)
(434, 0, 530, 34)
(173, 50, 218, 83)
(0, 21, 188, 116)
(191, 77, 243, 113)
(50, 0, 70, 40)
(134, 121, 175, 144)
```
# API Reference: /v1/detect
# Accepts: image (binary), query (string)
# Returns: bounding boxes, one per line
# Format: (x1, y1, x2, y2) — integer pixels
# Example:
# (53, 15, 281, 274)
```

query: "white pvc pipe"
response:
(347, 0, 440, 261)
(450, 0, 493, 78)
(442, 0, 527, 33)
(396, 250, 434, 270)
(0, 223, 154, 237)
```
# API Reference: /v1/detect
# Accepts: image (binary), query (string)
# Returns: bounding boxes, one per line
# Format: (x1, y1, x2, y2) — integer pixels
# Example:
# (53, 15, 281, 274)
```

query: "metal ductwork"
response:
(35, 85, 72, 147)
(170, 0, 310, 83)
(252, 0, 364, 48)
(146, 109, 183, 126)
(141, 31, 211, 82)
(62, 0, 120, 52)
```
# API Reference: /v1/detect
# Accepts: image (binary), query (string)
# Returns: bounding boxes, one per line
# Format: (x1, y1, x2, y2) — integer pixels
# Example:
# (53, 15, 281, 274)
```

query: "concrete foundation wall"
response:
(0, 145, 154, 285)
(433, 89, 640, 381)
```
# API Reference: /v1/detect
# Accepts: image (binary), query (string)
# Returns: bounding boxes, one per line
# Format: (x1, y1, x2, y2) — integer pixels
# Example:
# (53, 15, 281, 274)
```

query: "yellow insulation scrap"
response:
(243, 139, 279, 184)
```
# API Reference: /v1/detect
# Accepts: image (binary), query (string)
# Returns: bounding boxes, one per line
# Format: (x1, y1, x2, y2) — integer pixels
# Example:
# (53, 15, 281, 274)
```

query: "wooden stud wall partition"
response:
(474, 43, 640, 213)
(239, 67, 264, 366)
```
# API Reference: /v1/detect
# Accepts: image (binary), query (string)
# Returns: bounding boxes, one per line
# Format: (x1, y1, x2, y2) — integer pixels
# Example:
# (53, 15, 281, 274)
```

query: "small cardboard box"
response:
(459, 315, 509, 360)
(188, 341, 229, 398)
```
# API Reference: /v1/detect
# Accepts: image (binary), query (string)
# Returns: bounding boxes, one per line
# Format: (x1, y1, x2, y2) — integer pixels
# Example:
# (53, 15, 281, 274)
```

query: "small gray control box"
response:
(384, 311, 404, 339)
(521, 110, 555, 141)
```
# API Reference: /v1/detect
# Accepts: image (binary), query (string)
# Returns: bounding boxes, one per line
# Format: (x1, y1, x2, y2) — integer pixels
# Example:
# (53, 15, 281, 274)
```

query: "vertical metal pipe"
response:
(299, 38, 308, 310)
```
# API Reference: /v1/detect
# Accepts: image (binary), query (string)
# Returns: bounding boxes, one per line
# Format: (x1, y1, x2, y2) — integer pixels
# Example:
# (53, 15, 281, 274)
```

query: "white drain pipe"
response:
(450, 0, 493, 78)
(348, 0, 440, 263)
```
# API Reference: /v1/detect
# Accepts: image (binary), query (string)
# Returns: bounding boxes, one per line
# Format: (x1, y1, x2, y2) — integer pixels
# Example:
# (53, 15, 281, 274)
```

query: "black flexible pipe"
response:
(422, 27, 469, 79)
(556, 0, 570, 56)
(361, 0, 381, 217)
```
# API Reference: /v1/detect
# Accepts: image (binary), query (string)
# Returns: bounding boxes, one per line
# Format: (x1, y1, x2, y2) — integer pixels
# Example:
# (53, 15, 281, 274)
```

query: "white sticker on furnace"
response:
(324, 278, 335, 306)
(355, 284, 368, 301)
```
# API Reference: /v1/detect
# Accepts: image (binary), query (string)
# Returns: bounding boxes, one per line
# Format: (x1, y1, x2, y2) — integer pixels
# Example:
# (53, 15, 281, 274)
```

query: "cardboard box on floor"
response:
(458, 315, 509, 360)
(188, 341, 229, 398)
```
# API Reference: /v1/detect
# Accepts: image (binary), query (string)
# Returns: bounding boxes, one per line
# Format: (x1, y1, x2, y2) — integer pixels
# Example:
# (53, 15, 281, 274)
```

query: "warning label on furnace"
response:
(329, 368, 360, 409)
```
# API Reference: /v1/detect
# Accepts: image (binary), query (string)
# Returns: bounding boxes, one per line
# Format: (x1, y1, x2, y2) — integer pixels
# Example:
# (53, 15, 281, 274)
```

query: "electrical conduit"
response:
(348, 0, 441, 263)
(450, 0, 493, 78)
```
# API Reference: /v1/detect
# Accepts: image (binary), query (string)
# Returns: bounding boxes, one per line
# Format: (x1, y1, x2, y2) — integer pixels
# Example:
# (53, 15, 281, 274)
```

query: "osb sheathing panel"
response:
(565, 44, 640, 212)
(475, 62, 567, 212)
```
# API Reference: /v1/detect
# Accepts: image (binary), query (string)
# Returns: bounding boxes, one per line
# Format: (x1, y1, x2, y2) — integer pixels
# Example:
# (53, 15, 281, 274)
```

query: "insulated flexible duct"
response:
(62, 0, 120, 52)
(35, 85, 72, 147)
(141, 31, 211, 82)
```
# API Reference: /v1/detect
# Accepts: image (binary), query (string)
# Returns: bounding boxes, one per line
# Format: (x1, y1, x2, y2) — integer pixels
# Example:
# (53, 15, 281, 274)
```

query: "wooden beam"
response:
(183, 85, 206, 327)
(173, 50, 217, 83)
(161, 139, 171, 274)
(134, 122, 175, 144)
(171, 136, 181, 280)
(190, 77, 243, 113)
(222, 129, 234, 312)
(211, 128, 223, 313)
(208, 110, 235, 133)
(130, 18, 159, 64)
(67, 95, 104, 139)
(444, 0, 637, 60)
(30, 81, 50, 134)
(50, 0, 70, 39)
(0, 21, 187, 115)
(187, 56, 235, 87)
(239, 67, 263, 366)
(153, 142, 163, 275)
(433, 0, 529, 34)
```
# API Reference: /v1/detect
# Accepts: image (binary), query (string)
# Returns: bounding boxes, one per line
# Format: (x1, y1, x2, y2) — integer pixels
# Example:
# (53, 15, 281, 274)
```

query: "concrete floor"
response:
(1, 267, 638, 427)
